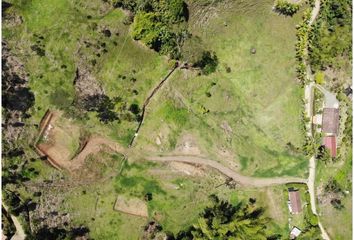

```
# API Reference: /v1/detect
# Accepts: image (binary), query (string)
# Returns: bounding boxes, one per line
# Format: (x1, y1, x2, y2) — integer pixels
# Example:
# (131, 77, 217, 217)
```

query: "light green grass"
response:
(316, 150, 352, 239)
(4, 0, 170, 147)
(137, 0, 307, 177)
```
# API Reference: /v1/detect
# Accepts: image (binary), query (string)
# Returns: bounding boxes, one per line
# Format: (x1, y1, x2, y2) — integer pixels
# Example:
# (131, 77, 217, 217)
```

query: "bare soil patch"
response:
(174, 133, 201, 155)
(114, 195, 148, 218)
(169, 162, 205, 176)
(35, 110, 126, 171)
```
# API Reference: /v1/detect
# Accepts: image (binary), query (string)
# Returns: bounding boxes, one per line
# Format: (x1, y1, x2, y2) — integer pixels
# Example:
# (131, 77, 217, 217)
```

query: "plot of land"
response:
(114, 195, 148, 218)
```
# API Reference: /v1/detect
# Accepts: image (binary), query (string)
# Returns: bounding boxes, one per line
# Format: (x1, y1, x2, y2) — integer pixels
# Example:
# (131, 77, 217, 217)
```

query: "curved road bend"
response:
(146, 155, 307, 187)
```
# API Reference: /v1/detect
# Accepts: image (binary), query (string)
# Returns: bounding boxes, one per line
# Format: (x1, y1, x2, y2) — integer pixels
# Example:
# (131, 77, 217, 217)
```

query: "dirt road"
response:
(2, 204, 26, 240)
(304, 1, 331, 239)
(147, 155, 307, 187)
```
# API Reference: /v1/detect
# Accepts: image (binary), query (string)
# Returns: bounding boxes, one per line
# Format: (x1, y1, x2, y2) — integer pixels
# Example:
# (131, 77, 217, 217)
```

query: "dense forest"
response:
(309, 0, 352, 71)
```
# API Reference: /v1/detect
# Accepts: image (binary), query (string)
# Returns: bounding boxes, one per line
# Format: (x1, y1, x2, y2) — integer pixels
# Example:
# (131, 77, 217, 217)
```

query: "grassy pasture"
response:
(3, 0, 170, 147)
(316, 150, 352, 240)
(137, 0, 307, 177)
(63, 157, 291, 238)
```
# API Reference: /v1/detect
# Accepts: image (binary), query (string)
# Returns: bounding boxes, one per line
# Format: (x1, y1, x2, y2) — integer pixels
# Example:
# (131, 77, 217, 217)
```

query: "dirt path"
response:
(304, 1, 331, 239)
(309, 0, 321, 25)
(146, 155, 307, 187)
(129, 64, 180, 147)
(2, 204, 26, 240)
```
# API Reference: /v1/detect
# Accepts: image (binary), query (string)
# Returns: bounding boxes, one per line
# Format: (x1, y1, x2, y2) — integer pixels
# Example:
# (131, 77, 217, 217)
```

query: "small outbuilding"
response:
(288, 189, 302, 214)
(290, 227, 302, 239)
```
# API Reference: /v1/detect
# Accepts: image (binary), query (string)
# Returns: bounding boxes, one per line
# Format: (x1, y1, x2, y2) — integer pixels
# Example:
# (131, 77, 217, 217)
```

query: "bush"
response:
(193, 51, 218, 75)
(274, 0, 300, 16)
(314, 71, 325, 84)
(49, 88, 72, 109)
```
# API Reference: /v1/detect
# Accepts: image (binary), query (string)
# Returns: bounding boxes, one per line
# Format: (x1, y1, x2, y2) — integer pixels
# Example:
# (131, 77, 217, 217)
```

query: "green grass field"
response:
(137, 0, 307, 177)
(316, 150, 352, 240)
(3, 0, 170, 147)
(3, 0, 319, 238)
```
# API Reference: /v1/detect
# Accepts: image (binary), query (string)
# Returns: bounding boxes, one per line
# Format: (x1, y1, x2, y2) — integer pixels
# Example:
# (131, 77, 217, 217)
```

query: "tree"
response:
(176, 195, 270, 239)
(193, 51, 218, 75)
(309, 0, 352, 71)
(274, 0, 300, 16)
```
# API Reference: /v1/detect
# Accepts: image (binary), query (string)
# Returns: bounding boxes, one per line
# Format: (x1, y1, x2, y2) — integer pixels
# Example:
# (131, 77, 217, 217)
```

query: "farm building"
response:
(288, 189, 302, 214)
(290, 227, 302, 239)
(322, 108, 339, 135)
(323, 136, 337, 157)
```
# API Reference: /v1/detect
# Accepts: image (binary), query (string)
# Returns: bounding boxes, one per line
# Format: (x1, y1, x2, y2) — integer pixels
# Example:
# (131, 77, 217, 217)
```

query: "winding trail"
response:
(147, 155, 307, 187)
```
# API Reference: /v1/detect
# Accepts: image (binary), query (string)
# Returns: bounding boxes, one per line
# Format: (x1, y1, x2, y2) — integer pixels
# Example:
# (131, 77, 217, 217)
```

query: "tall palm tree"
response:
(189, 195, 270, 240)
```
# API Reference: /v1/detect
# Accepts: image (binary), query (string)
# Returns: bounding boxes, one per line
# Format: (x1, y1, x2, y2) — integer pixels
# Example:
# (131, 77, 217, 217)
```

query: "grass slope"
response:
(137, 0, 307, 177)
(3, 0, 170, 146)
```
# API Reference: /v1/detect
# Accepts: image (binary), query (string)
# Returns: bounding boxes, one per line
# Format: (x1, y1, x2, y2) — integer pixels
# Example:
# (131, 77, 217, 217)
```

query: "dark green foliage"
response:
(330, 198, 344, 210)
(193, 51, 218, 75)
(80, 94, 119, 124)
(325, 178, 343, 194)
(309, 0, 352, 71)
(3, 86, 35, 112)
(115, 0, 188, 22)
(123, 0, 188, 58)
(129, 103, 140, 114)
(115, 175, 166, 197)
(118, 0, 217, 64)
(274, 0, 300, 16)
(316, 145, 332, 163)
(27, 226, 90, 240)
(49, 88, 72, 109)
(175, 195, 270, 239)
(294, 9, 311, 85)
(2, 209, 16, 239)
(30, 44, 45, 56)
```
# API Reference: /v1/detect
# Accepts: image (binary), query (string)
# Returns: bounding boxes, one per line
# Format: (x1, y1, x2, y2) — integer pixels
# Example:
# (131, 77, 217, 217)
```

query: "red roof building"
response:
(322, 108, 339, 135)
(288, 189, 302, 214)
(323, 136, 337, 157)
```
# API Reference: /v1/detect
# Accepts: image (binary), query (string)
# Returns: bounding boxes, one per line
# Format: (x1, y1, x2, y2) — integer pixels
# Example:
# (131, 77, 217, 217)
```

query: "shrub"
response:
(193, 51, 218, 75)
(309, 0, 352, 71)
(314, 71, 325, 84)
(274, 0, 300, 16)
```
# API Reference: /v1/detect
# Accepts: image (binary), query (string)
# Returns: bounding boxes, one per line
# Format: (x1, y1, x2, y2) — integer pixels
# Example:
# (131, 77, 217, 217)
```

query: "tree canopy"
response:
(309, 0, 352, 71)
(274, 0, 300, 16)
(175, 195, 270, 240)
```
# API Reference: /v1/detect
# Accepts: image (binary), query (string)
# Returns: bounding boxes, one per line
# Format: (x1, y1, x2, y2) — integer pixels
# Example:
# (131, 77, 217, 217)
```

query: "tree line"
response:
(114, 0, 218, 75)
